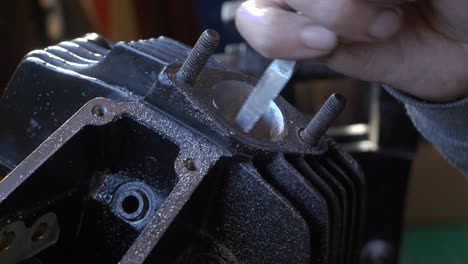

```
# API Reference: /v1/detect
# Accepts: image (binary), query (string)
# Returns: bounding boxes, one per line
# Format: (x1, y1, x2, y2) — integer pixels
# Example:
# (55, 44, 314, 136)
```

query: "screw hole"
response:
(31, 222, 48, 242)
(184, 159, 197, 171)
(91, 105, 107, 117)
(0, 231, 15, 252)
(121, 195, 140, 214)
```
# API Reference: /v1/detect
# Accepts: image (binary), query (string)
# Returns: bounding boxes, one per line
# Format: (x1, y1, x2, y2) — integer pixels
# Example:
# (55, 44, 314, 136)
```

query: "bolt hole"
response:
(91, 105, 107, 117)
(0, 231, 15, 252)
(121, 195, 140, 214)
(32, 222, 48, 242)
(184, 159, 197, 171)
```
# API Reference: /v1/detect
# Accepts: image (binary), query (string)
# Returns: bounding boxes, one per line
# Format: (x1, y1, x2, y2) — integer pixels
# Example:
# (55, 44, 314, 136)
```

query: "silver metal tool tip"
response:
(235, 59, 296, 133)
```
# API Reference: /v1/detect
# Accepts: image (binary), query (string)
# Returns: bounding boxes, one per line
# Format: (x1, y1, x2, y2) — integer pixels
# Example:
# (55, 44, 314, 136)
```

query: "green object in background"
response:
(400, 225, 468, 264)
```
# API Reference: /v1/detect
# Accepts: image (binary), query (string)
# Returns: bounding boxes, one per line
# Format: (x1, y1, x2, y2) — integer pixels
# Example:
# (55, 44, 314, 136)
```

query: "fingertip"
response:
(235, 1, 338, 60)
(367, 8, 403, 40)
(300, 26, 338, 52)
(234, 1, 248, 31)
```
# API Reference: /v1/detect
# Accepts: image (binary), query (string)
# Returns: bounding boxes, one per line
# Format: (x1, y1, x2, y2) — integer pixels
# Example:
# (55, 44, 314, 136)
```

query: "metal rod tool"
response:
(235, 59, 296, 133)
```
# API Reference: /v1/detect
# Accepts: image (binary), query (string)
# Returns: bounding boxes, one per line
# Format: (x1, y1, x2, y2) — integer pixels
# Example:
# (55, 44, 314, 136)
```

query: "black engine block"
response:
(0, 31, 365, 264)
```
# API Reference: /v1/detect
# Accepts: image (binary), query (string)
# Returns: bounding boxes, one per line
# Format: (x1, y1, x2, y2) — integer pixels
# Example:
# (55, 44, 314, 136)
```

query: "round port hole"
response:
(113, 184, 152, 222)
(121, 195, 140, 215)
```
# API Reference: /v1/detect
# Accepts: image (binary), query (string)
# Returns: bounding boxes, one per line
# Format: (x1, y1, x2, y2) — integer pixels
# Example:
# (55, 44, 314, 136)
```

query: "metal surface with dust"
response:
(0, 32, 366, 264)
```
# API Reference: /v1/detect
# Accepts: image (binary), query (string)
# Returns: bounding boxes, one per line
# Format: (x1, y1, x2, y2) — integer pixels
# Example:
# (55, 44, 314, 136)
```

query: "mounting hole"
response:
(113, 183, 153, 222)
(91, 105, 107, 117)
(184, 159, 197, 171)
(121, 195, 140, 215)
(0, 231, 15, 252)
(31, 222, 48, 242)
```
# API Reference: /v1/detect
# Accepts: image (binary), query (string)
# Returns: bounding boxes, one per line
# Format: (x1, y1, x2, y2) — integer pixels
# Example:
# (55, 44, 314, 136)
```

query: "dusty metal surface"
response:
(0, 32, 366, 264)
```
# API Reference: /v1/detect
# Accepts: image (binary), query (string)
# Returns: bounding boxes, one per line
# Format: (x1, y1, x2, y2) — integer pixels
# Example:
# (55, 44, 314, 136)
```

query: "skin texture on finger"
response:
(427, 0, 468, 42)
(284, 0, 403, 41)
(236, 0, 338, 59)
(323, 5, 468, 101)
(367, 0, 414, 4)
(236, 0, 404, 61)
(236, 0, 468, 101)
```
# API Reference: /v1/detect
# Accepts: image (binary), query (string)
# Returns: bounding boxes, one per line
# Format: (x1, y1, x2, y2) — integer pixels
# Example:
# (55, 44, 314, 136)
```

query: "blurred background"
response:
(0, 0, 466, 262)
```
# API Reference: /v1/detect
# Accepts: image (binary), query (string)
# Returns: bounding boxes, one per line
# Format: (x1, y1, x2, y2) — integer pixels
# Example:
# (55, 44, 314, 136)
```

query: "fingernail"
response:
(300, 26, 337, 51)
(368, 8, 402, 40)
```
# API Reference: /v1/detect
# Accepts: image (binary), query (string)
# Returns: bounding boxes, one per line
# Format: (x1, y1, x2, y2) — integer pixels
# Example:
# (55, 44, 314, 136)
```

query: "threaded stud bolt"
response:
(301, 93, 346, 146)
(176, 29, 220, 85)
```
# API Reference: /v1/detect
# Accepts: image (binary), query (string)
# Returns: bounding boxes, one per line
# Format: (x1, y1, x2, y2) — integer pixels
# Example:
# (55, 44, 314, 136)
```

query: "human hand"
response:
(236, 0, 468, 101)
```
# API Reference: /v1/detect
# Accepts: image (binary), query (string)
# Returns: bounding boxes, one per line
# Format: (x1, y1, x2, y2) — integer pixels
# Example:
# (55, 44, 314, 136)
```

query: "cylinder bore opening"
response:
(211, 80, 285, 140)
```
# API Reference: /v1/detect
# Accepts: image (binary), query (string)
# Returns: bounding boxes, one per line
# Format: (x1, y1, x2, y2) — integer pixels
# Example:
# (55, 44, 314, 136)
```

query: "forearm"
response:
(384, 85, 468, 176)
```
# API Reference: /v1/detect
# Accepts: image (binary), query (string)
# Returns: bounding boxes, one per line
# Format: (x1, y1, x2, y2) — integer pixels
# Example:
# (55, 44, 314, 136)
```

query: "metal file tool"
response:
(235, 59, 296, 133)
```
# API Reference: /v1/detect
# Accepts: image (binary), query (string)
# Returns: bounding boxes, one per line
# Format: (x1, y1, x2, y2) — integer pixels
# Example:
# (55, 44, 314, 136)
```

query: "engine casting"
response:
(0, 31, 365, 264)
